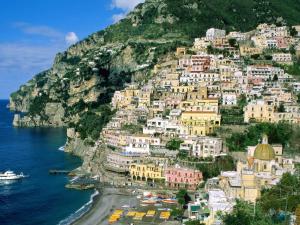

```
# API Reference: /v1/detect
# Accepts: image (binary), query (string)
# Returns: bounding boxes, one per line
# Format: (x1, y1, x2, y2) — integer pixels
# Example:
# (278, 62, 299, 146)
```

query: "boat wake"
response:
(58, 146, 65, 151)
(57, 190, 99, 225)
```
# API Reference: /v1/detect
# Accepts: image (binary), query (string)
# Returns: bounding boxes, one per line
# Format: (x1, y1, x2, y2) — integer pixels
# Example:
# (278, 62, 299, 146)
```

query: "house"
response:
(194, 38, 211, 51)
(105, 152, 145, 173)
(180, 111, 221, 136)
(222, 92, 237, 106)
(206, 28, 226, 41)
(208, 189, 233, 224)
(239, 45, 263, 56)
(165, 166, 203, 190)
(125, 135, 161, 155)
(190, 136, 224, 158)
(129, 163, 165, 182)
(272, 53, 292, 64)
(244, 99, 274, 123)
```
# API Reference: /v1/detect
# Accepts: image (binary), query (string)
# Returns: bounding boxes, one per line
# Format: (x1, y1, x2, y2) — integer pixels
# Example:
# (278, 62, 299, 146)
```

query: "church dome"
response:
(254, 144, 275, 160)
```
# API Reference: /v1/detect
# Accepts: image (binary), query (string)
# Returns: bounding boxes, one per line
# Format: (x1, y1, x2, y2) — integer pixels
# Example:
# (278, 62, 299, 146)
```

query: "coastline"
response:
(71, 187, 137, 225)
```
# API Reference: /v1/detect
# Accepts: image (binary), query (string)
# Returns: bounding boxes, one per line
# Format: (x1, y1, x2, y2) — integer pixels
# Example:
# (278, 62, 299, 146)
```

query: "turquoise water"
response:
(0, 100, 93, 225)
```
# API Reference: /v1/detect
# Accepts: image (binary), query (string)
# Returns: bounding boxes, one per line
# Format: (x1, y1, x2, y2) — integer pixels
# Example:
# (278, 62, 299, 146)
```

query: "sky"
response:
(0, 0, 144, 99)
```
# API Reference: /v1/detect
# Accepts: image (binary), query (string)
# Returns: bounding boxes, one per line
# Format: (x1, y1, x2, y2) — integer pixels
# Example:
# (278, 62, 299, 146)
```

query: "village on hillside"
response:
(68, 23, 300, 225)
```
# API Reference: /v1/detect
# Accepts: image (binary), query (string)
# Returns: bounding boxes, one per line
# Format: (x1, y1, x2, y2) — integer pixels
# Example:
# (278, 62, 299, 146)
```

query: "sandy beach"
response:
(72, 187, 137, 225)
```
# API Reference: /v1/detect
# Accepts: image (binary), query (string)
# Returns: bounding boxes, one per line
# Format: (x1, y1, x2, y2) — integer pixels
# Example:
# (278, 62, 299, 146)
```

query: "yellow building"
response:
(130, 163, 165, 182)
(186, 86, 208, 100)
(171, 85, 195, 94)
(180, 99, 219, 113)
(180, 111, 221, 136)
(176, 47, 186, 56)
(239, 45, 263, 56)
(244, 100, 274, 123)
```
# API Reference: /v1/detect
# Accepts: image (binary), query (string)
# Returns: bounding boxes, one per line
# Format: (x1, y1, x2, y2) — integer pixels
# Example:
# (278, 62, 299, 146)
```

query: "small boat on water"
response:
(161, 199, 177, 204)
(141, 199, 157, 204)
(0, 171, 26, 180)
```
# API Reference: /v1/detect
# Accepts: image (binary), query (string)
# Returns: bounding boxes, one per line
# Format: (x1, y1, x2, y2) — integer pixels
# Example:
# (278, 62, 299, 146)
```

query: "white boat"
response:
(0, 171, 26, 180)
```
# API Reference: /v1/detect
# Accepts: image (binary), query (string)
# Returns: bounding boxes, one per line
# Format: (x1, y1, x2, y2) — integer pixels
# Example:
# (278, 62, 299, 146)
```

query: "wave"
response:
(58, 146, 65, 151)
(57, 190, 100, 225)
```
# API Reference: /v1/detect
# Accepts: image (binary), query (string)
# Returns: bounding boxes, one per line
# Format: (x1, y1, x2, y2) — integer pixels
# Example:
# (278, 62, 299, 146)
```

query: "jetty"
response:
(49, 170, 71, 175)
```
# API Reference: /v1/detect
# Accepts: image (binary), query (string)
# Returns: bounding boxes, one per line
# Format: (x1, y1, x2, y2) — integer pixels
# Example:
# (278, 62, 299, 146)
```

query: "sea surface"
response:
(0, 100, 94, 225)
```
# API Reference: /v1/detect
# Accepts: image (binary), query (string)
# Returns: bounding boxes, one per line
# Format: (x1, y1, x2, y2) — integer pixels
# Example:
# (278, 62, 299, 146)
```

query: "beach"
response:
(72, 187, 137, 225)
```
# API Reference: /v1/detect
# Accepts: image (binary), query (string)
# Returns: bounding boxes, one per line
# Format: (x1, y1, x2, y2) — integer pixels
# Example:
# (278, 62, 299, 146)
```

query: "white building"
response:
(206, 28, 226, 41)
(180, 136, 224, 158)
(247, 65, 284, 80)
(125, 135, 161, 155)
(222, 92, 237, 106)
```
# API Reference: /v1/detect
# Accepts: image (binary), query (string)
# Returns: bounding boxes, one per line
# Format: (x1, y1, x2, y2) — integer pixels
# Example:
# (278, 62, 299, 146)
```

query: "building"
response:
(208, 189, 233, 224)
(164, 166, 203, 190)
(239, 45, 263, 56)
(222, 92, 237, 106)
(180, 111, 221, 136)
(180, 136, 224, 159)
(206, 28, 226, 41)
(220, 135, 294, 203)
(129, 163, 165, 182)
(125, 135, 161, 155)
(105, 152, 145, 173)
(272, 53, 292, 64)
(244, 100, 274, 123)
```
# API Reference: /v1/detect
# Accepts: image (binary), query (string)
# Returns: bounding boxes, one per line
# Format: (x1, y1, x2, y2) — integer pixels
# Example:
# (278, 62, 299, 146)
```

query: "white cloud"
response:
(13, 22, 63, 39)
(65, 32, 79, 45)
(111, 0, 144, 12)
(112, 13, 126, 23)
(0, 43, 62, 73)
(111, 0, 144, 23)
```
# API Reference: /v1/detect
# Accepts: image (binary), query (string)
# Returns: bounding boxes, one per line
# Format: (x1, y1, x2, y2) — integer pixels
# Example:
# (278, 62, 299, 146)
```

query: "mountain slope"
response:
(10, 0, 300, 131)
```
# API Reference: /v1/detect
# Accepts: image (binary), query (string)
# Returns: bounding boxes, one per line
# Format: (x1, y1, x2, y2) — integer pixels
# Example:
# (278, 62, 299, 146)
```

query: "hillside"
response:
(10, 0, 300, 131)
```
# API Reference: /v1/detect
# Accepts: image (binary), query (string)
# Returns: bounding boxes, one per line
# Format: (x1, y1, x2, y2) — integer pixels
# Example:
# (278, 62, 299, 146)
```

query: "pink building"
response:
(164, 167, 203, 190)
(275, 37, 289, 49)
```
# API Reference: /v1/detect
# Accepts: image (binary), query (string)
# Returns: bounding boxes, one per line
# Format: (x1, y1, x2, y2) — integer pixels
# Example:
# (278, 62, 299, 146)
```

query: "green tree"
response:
(229, 38, 237, 47)
(185, 220, 205, 225)
(238, 94, 247, 108)
(273, 74, 278, 81)
(166, 138, 184, 150)
(260, 173, 300, 213)
(223, 200, 274, 225)
(290, 27, 298, 37)
(176, 189, 191, 206)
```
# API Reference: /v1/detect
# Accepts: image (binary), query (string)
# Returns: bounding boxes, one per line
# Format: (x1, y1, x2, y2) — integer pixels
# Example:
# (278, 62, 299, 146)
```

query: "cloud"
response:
(13, 22, 63, 39)
(65, 32, 79, 45)
(112, 13, 126, 23)
(0, 43, 63, 73)
(111, 0, 144, 23)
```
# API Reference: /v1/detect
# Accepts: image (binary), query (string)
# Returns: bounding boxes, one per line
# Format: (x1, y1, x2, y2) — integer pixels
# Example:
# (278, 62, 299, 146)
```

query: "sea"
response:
(0, 100, 96, 225)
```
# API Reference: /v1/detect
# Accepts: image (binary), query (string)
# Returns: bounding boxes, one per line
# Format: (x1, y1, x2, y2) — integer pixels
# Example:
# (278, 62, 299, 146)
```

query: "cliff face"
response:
(9, 0, 300, 169)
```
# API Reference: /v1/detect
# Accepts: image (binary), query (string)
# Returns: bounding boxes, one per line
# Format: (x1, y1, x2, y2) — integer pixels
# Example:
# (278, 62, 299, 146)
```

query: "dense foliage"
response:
(196, 155, 236, 180)
(260, 173, 300, 213)
(223, 200, 278, 225)
(166, 138, 184, 150)
(226, 123, 294, 152)
(176, 189, 191, 206)
(223, 174, 300, 225)
(74, 105, 115, 140)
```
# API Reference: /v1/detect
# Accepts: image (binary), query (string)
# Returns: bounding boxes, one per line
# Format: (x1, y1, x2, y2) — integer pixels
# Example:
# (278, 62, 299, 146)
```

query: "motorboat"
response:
(0, 171, 25, 180)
